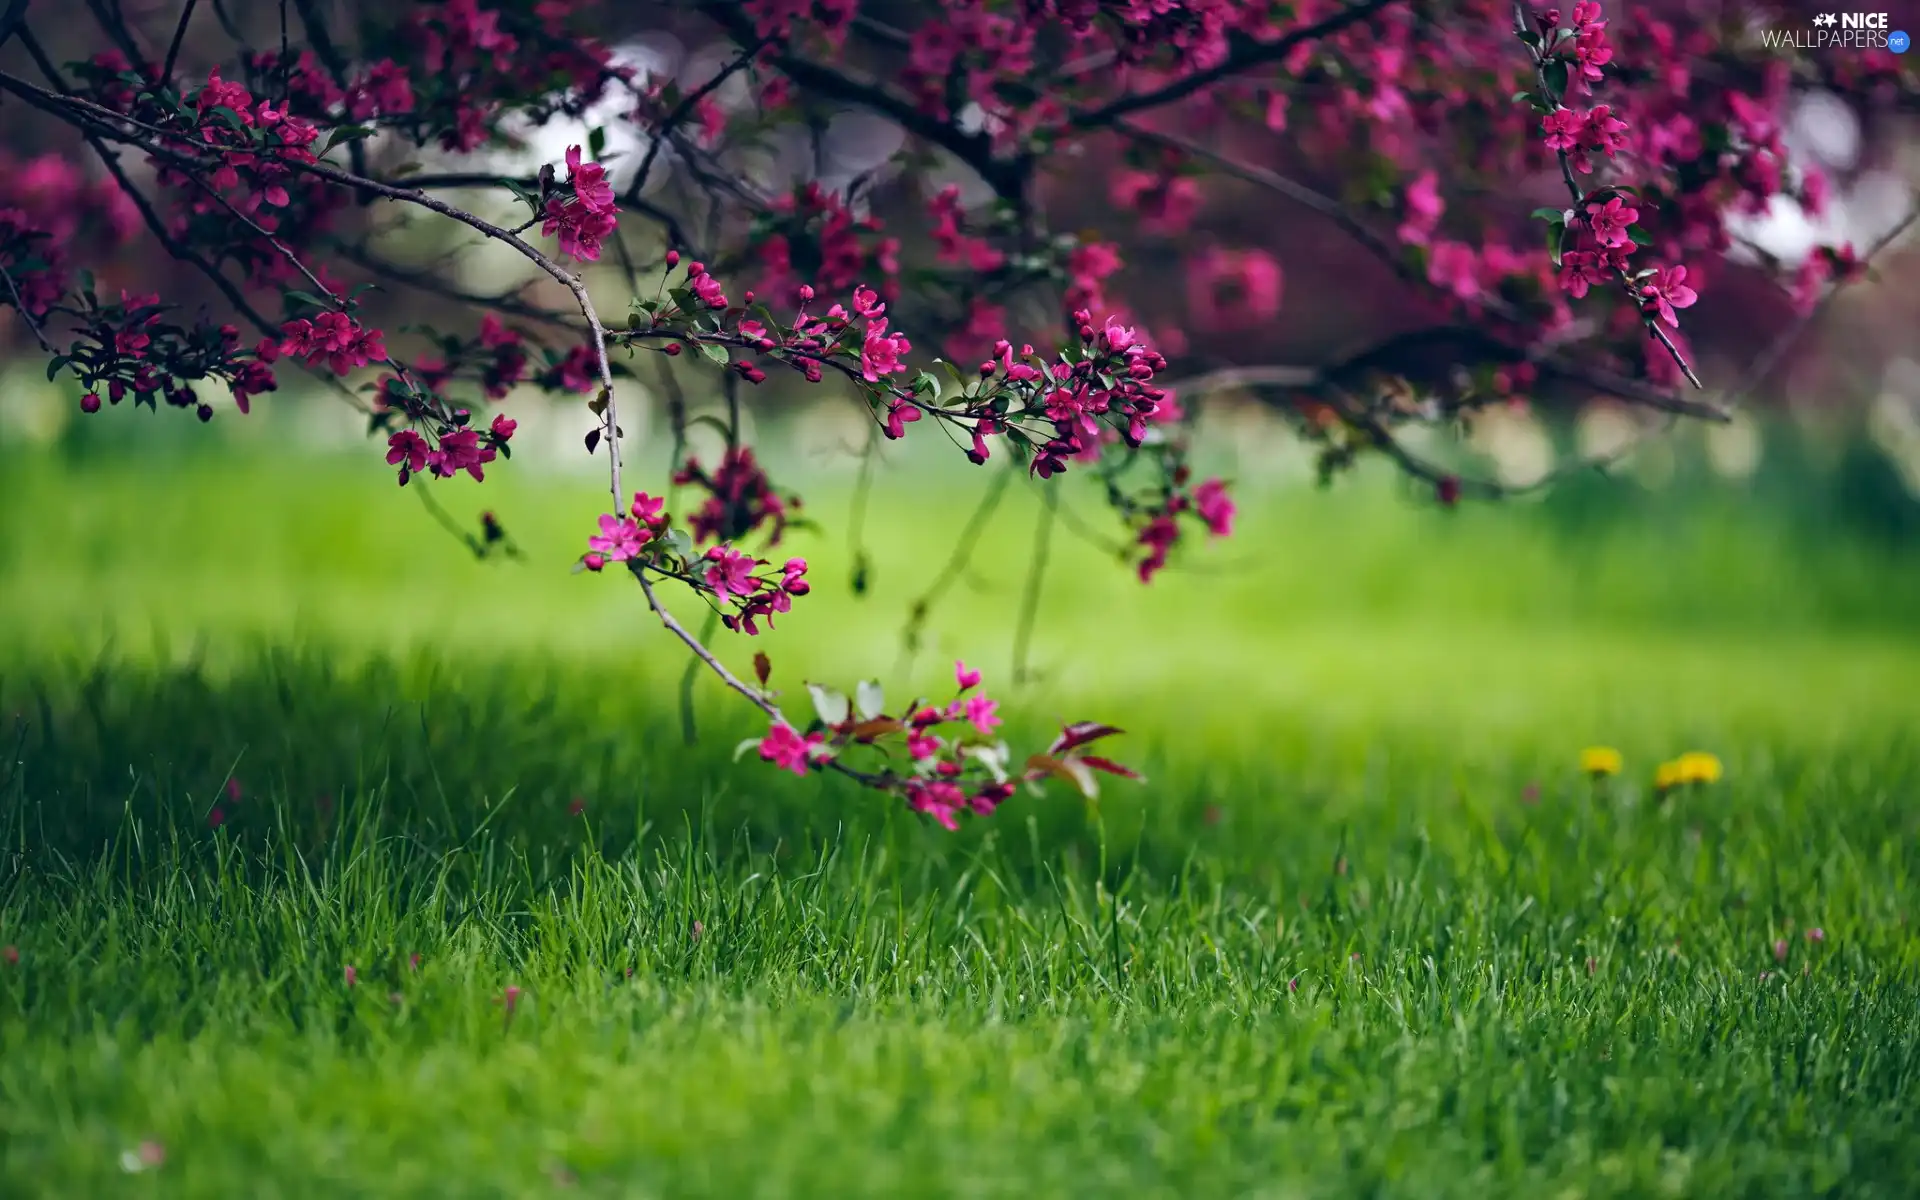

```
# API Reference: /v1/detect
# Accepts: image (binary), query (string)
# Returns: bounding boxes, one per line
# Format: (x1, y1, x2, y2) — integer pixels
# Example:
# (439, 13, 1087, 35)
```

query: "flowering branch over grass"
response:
(0, 0, 1907, 825)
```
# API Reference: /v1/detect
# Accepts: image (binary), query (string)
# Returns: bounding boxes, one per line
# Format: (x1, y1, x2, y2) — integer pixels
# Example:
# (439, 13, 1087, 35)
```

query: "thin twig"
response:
(1722, 199, 1920, 407)
(1511, 0, 1701, 390)
(0, 264, 54, 351)
(161, 0, 199, 86)
(0, 0, 31, 50)
(1068, 0, 1407, 129)
(1011, 487, 1055, 687)
(678, 608, 721, 745)
(625, 40, 766, 205)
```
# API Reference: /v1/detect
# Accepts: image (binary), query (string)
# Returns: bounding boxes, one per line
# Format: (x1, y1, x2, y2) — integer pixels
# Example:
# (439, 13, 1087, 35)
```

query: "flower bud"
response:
(80, 393, 101, 413)
(665, 250, 680, 268)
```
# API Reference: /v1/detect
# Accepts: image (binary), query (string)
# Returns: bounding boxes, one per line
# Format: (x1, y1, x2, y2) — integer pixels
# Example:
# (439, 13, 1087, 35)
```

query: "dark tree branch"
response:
(160, 0, 199, 87)
(1068, 0, 1408, 130)
(700, 1, 1031, 198)
(1120, 121, 1729, 422)
(0, 0, 31, 50)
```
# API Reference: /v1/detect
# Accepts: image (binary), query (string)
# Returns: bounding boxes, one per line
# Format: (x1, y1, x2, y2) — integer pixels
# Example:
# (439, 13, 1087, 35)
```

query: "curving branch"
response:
(1067, 0, 1409, 130)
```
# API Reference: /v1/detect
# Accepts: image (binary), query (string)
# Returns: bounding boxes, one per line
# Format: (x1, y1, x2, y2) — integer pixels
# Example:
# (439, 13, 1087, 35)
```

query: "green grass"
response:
(3, 446, 1920, 1197)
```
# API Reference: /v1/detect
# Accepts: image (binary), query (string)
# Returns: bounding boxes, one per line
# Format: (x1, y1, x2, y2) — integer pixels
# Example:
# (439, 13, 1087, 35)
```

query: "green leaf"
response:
(45, 355, 69, 382)
(588, 126, 608, 160)
(733, 737, 765, 762)
(1543, 60, 1569, 100)
(209, 105, 248, 132)
(1511, 90, 1534, 104)
(283, 289, 330, 311)
(854, 680, 885, 722)
(1546, 220, 1566, 267)
(661, 527, 694, 561)
(1530, 207, 1566, 224)
(1627, 226, 1653, 247)
(806, 684, 851, 727)
(321, 124, 375, 155)
(698, 341, 729, 366)
(912, 370, 941, 402)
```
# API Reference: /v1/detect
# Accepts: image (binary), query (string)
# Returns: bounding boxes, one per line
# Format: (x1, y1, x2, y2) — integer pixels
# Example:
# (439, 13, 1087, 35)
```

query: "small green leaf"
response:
(1546, 221, 1566, 267)
(321, 124, 375, 155)
(733, 737, 765, 762)
(854, 680, 885, 721)
(45, 355, 69, 382)
(209, 105, 248, 132)
(698, 341, 729, 366)
(588, 126, 608, 160)
(806, 684, 851, 727)
(1530, 207, 1565, 224)
(661, 527, 694, 561)
(283, 289, 330, 311)
(1543, 60, 1569, 100)
(1627, 226, 1653, 247)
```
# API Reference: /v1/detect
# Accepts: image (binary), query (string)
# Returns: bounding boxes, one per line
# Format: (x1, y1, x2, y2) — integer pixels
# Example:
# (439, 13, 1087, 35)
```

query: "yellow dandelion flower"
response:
(1673, 751, 1723, 785)
(1653, 760, 1682, 791)
(1580, 746, 1623, 777)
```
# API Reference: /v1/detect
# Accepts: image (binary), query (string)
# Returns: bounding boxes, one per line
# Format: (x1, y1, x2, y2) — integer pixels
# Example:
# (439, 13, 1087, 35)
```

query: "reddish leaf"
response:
(1080, 755, 1142, 781)
(1049, 722, 1124, 755)
(752, 652, 772, 687)
(847, 717, 905, 742)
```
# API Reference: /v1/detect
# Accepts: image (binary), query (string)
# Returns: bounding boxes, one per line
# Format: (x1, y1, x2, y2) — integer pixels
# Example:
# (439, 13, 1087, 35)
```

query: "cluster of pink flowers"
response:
(542, 146, 619, 263)
(927, 186, 1007, 273)
(1136, 467, 1237, 584)
(755, 660, 1139, 831)
(578, 490, 809, 635)
(383, 412, 516, 485)
(49, 292, 281, 421)
(755, 182, 903, 308)
(273, 311, 389, 376)
(395, 0, 619, 153)
(673, 447, 798, 546)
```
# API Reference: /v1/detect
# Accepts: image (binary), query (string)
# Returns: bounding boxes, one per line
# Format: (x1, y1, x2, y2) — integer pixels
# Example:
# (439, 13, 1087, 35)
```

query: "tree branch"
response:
(1068, 0, 1407, 130)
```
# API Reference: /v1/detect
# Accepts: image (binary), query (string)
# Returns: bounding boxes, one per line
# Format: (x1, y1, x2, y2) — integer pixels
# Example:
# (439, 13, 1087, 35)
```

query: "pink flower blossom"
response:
(962, 694, 1001, 736)
(1638, 264, 1698, 328)
(702, 546, 759, 605)
(1397, 171, 1443, 245)
(759, 721, 827, 775)
(1585, 196, 1638, 249)
(587, 514, 647, 562)
(955, 660, 982, 691)
(1186, 247, 1283, 329)
(861, 320, 910, 381)
(541, 145, 618, 262)
(1193, 478, 1235, 537)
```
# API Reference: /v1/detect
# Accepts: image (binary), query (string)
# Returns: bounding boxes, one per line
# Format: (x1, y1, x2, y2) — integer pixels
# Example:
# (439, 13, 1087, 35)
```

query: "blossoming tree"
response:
(0, 0, 1909, 828)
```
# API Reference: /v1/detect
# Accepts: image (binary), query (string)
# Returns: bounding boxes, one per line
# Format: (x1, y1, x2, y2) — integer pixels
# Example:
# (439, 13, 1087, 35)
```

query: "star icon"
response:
(1813, 12, 1837, 26)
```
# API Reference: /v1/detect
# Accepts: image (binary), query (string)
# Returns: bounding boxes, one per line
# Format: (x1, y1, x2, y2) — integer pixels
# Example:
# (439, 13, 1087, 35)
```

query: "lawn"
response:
(3, 440, 1920, 1197)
